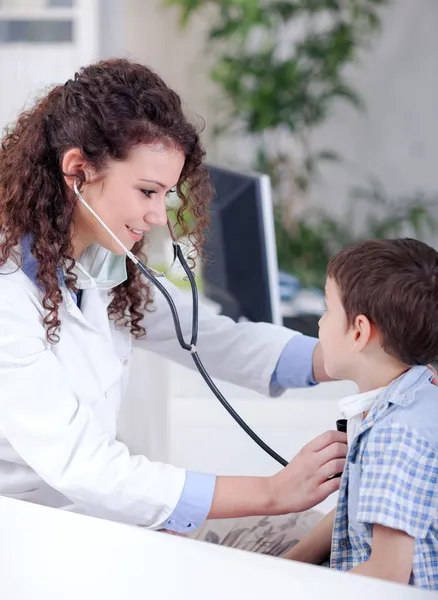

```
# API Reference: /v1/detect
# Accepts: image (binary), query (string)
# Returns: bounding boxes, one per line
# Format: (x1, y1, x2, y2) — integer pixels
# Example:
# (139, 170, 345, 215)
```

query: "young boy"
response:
(284, 238, 438, 590)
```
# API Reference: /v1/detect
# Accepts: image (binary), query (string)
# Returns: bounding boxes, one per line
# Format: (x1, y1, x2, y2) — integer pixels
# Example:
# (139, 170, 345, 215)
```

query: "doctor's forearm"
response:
(208, 476, 276, 519)
(311, 342, 332, 383)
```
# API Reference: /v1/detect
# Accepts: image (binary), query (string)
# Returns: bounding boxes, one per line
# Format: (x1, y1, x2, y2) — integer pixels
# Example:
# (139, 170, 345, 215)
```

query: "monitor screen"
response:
(202, 164, 281, 325)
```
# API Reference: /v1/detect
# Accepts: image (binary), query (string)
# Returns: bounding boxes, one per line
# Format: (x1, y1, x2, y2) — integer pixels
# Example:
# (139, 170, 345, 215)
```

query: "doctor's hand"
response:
(269, 430, 347, 514)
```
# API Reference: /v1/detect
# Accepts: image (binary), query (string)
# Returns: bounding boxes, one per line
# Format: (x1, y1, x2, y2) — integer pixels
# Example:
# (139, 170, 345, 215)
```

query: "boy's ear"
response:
(352, 314, 372, 350)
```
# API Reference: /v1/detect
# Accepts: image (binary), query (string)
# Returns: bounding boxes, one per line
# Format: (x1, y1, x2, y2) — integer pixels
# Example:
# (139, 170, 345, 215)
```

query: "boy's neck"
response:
(353, 360, 410, 394)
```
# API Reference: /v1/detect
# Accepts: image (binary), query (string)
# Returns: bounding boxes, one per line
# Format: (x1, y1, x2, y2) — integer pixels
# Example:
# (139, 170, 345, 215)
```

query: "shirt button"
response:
(339, 539, 348, 549)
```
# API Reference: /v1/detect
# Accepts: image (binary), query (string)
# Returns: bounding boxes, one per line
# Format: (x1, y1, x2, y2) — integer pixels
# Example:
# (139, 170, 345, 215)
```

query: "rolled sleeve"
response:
(270, 335, 318, 396)
(162, 471, 216, 534)
(356, 426, 438, 539)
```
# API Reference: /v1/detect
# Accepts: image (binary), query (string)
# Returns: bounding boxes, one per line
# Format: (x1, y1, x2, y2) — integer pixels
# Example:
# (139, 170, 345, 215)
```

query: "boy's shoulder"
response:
(371, 372, 438, 449)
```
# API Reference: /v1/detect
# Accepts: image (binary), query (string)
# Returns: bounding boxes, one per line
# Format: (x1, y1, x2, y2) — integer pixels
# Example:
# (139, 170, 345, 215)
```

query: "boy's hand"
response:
(427, 364, 438, 385)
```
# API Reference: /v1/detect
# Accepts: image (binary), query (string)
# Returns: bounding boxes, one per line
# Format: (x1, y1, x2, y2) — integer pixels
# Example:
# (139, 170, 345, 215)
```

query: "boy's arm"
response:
(350, 524, 415, 584)
(282, 508, 335, 564)
(349, 424, 437, 585)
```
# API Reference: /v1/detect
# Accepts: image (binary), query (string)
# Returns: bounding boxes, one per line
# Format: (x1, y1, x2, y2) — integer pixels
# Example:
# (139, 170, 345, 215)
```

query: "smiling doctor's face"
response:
(63, 142, 185, 258)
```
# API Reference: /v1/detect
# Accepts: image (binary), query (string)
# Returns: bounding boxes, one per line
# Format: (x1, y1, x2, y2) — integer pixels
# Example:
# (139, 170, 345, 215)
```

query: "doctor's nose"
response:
(144, 198, 168, 228)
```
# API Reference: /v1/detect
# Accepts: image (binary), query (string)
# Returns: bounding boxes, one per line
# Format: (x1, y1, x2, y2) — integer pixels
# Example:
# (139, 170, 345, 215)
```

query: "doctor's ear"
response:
(61, 148, 93, 191)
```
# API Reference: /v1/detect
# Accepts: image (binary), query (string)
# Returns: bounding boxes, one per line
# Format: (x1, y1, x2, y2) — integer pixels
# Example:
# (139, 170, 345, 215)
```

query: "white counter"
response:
(0, 497, 431, 600)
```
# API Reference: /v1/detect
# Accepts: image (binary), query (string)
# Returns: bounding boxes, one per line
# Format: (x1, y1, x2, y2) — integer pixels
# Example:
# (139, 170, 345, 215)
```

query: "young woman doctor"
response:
(0, 58, 347, 555)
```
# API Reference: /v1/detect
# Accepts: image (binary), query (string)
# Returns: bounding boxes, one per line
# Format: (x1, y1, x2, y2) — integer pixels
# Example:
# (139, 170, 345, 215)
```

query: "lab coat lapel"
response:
(62, 285, 113, 340)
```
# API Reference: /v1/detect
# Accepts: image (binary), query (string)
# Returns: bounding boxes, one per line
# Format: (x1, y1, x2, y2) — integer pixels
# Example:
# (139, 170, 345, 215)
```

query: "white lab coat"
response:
(0, 253, 297, 528)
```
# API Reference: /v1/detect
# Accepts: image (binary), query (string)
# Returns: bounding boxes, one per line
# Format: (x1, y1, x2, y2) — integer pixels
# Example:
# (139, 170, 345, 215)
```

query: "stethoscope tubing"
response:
(74, 180, 288, 466)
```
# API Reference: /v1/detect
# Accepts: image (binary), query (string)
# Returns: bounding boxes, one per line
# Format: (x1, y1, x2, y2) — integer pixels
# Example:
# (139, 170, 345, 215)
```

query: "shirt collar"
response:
(379, 365, 433, 407)
(20, 232, 64, 292)
(347, 365, 433, 460)
(21, 232, 40, 287)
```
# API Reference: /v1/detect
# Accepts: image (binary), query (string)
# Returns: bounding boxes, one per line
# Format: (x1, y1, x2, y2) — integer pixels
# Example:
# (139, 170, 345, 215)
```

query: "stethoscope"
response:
(74, 180, 288, 467)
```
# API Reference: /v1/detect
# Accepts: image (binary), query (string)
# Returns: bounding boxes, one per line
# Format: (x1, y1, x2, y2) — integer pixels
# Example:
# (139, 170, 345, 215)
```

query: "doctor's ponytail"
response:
(0, 59, 212, 343)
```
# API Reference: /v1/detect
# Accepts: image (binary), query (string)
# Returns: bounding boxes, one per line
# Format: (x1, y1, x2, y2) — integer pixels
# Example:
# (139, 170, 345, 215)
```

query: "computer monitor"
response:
(202, 164, 282, 326)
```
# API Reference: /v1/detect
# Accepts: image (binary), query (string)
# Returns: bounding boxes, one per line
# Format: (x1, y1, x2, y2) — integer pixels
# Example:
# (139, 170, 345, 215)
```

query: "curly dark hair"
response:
(0, 58, 212, 343)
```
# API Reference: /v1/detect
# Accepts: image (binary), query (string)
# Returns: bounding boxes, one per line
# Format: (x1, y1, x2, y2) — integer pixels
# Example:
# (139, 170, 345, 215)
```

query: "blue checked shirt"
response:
(331, 366, 438, 590)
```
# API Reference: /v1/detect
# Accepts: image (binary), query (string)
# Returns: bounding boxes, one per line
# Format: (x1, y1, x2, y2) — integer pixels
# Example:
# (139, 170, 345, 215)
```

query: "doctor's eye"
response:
(141, 189, 156, 198)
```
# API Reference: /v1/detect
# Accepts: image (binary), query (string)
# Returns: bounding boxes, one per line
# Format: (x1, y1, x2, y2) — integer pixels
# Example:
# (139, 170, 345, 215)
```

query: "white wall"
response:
(122, 0, 218, 153)
(309, 0, 438, 217)
(0, 0, 100, 130)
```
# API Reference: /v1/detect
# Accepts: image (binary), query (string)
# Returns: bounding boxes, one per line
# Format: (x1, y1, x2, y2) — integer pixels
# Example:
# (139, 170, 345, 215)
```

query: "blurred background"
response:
(1, 0, 437, 513)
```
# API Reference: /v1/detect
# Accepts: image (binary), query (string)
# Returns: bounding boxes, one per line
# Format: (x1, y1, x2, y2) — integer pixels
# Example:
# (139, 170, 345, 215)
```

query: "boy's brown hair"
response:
(327, 238, 438, 365)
